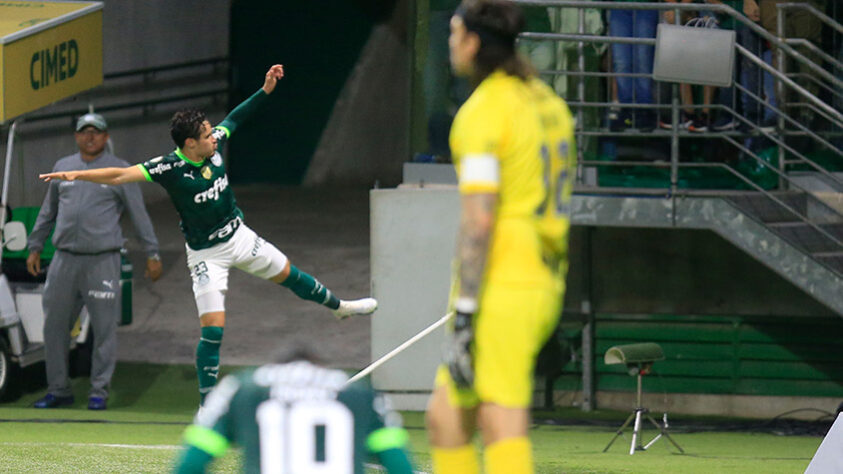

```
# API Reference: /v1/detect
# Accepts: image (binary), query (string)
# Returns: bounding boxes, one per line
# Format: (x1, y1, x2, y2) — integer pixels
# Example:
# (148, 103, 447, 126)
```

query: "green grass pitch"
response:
(0, 362, 823, 473)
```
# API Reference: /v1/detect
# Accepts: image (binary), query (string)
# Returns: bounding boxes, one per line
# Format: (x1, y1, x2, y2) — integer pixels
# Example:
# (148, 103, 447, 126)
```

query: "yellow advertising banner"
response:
(1, 2, 103, 122)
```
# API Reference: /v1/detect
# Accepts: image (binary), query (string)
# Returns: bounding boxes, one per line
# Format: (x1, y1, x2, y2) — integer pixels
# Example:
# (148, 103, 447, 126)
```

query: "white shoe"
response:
(333, 297, 378, 320)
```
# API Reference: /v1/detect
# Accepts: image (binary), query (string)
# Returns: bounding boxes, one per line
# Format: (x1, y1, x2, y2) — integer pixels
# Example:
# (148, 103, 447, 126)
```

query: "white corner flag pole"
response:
(345, 312, 454, 387)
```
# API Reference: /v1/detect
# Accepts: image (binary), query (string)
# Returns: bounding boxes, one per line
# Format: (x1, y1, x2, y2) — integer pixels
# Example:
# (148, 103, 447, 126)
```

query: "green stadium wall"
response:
(549, 226, 843, 400)
(227, 1, 394, 184)
(551, 314, 843, 398)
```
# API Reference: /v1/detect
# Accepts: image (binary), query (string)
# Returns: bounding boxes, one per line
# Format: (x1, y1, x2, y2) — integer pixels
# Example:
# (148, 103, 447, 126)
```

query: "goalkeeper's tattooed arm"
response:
(457, 192, 497, 303)
(448, 191, 497, 388)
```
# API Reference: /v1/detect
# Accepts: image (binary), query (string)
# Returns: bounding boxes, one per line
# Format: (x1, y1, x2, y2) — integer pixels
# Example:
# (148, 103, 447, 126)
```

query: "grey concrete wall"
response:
(370, 187, 458, 400)
(564, 226, 836, 317)
(3, 0, 231, 208)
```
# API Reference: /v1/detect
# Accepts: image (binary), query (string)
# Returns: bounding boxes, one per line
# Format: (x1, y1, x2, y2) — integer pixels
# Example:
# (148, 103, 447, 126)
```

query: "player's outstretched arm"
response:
(216, 64, 284, 136)
(40, 165, 146, 185)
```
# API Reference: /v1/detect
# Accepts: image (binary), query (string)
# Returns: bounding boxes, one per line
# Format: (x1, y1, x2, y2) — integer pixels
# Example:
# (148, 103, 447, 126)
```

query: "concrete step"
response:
(767, 222, 843, 254)
(725, 192, 809, 223)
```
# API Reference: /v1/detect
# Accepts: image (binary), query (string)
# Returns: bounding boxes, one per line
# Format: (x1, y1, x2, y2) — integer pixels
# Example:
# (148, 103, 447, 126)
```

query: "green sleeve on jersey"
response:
(215, 125, 231, 138)
(137, 163, 153, 182)
(367, 427, 409, 453)
(216, 89, 269, 136)
(183, 425, 230, 457)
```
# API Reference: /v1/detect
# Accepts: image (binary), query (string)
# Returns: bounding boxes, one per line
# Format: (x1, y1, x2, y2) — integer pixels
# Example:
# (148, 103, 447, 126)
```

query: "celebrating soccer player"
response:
(39, 64, 378, 407)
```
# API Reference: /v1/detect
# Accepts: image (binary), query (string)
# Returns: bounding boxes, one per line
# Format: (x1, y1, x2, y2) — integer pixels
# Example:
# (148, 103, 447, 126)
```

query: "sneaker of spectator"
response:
(609, 110, 633, 132)
(659, 113, 693, 130)
(635, 111, 657, 132)
(712, 115, 739, 131)
(758, 117, 776, 134)
(688, 113, 710, 133)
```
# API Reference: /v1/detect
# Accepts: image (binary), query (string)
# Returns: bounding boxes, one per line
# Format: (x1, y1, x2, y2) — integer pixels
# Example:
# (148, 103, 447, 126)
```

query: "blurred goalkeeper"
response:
(425, 1, 576, 473)
(173, 348, 415, 474)
(39, 64, 378, 406)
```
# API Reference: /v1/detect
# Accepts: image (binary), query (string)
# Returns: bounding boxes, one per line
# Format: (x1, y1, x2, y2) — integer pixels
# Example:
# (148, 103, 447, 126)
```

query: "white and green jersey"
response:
(137, 89, 268, 250)
(177, 361, 413, 474)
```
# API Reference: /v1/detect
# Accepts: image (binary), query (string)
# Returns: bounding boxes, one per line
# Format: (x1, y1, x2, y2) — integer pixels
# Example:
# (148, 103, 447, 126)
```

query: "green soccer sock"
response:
(196, 326, 223, 405)
(280, 265, 341, 310)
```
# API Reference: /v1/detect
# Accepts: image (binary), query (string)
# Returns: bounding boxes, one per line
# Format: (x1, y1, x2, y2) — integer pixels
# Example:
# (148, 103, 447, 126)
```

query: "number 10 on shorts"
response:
(256, 399, 354, 474)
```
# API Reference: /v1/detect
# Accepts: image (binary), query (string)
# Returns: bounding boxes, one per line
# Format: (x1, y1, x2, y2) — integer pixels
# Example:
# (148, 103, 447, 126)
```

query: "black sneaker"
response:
(609, 111, 632, 132)
(635, 111, 657, 132)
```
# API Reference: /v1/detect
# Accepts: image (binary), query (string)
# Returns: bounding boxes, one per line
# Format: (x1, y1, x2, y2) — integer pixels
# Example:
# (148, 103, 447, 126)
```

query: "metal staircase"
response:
(725, 191, 843, 275)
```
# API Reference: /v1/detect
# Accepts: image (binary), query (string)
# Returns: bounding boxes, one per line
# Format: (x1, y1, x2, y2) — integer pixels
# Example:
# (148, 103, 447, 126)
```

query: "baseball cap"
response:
(75, 113, 108, 132)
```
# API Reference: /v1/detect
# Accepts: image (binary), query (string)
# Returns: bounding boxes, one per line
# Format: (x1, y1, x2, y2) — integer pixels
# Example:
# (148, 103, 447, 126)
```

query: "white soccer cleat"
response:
(333, 297, 378, 320)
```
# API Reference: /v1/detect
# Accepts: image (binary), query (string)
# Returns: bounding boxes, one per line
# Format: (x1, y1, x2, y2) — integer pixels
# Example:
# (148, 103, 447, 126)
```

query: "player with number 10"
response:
(173, 349, 415, 474)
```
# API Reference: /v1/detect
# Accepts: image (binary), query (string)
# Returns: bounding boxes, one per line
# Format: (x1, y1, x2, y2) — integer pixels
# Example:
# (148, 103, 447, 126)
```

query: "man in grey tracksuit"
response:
(26, 113, 163, 410)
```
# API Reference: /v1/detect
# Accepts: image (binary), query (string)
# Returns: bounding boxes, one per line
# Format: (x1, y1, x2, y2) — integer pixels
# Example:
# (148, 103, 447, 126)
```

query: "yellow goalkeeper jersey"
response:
(450, 70, 574, 287)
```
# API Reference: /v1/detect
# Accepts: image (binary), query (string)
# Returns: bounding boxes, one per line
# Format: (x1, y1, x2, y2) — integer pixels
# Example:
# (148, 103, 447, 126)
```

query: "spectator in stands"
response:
(705, 0, 776, 132)
(660, 3, 716, 132)
(27, 113, 162, 411)
(758, 0, 826, 125)
(608, 0, 660, 131)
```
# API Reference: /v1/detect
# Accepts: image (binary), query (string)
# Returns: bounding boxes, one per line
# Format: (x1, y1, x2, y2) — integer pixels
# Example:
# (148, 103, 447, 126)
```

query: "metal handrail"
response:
(735, 43, 843, 127)
(731, 84, 843, 164)
(103, 56, 229, 80)
(721, 135, 843, 226)
(784, 38, 843, 73)
(514, 1, 840, 96)
(521, 32, 654, 45)
(23, 88, 229, 124)
(583, 159, 843, 252)
(786, 72, 843, 102)
(777, 2, 843, 36)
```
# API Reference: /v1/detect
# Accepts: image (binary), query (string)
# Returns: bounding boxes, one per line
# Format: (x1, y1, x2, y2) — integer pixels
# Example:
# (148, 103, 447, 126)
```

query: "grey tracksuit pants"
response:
(43, 250, 120, 399)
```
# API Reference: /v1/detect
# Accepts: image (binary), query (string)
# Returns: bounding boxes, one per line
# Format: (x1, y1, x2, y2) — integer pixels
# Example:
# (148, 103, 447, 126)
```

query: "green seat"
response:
(4, 206, 55, 261)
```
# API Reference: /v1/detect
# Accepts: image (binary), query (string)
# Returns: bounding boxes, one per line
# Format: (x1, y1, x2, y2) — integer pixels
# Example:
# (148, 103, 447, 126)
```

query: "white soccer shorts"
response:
(185, 224, 288, 315)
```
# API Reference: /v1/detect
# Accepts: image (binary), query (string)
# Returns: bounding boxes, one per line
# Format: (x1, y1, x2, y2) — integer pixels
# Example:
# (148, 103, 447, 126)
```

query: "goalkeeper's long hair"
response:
(456, 0, 535, 86)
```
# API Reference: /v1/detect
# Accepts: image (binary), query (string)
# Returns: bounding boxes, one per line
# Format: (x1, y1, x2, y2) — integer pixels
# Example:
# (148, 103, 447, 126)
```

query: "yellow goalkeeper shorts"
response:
(436, 282, 563, 409)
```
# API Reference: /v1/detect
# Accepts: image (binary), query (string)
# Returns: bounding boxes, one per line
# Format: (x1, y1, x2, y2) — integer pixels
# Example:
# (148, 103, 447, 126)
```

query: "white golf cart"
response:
(0, 122, 132, 400)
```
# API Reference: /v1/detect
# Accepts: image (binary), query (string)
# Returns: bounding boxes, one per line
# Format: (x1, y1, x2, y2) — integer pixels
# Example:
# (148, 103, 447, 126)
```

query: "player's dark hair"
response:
(456, 0, 534, 85)
(170, 108, 208, 148)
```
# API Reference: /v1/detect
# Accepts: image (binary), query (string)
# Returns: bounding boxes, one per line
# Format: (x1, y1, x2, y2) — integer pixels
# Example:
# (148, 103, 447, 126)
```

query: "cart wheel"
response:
(0, 338, 16, 401)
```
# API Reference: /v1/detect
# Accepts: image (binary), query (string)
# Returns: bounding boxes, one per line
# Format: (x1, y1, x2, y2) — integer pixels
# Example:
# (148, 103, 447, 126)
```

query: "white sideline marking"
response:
(364, 462, 429, 474)
(4, 442, 430, 473)
(1, 442, 180, 450)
